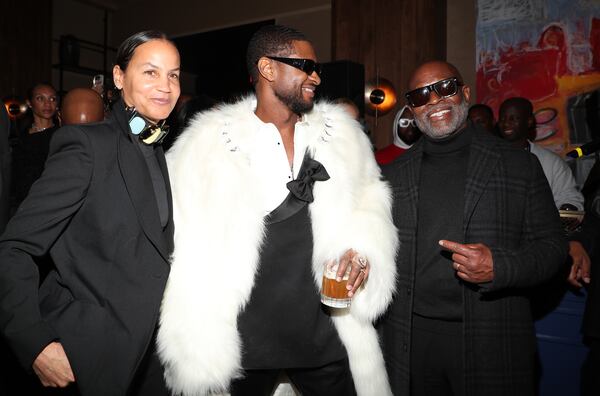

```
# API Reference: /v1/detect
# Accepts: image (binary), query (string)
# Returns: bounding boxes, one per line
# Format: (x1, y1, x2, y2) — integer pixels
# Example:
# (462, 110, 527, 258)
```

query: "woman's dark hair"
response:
(115, 30, 174, 71)
(26, 82, 56, 101)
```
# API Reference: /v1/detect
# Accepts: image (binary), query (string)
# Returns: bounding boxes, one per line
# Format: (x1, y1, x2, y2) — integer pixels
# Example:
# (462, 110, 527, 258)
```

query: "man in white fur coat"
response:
(157, 25, 398, 396)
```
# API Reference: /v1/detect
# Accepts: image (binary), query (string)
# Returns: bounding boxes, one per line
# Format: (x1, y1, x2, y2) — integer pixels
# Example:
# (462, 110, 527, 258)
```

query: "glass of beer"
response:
(321, 259, 352, 308)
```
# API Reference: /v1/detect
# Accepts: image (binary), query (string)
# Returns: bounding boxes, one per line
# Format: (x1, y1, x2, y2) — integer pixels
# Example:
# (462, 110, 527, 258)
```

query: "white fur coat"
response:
(158, 96, 398, 396)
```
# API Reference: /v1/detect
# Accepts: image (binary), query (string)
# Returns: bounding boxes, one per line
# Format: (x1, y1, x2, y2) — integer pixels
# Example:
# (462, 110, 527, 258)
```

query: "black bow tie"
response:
(286, 157, 330, 203)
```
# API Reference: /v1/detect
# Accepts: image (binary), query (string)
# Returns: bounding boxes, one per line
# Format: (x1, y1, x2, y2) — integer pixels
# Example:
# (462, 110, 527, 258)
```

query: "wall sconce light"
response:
(3, 96, 28, 119)
(364, 77, 397, 124)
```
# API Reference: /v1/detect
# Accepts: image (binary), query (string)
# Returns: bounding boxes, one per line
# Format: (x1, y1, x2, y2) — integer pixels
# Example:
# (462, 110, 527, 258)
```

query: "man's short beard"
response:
(414, 97, 469, 140)
(274, 89, 314, 115)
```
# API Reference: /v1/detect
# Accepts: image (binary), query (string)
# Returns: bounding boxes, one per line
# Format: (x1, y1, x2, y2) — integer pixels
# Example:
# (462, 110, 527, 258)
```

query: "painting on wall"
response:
(476, 0, 600, 157)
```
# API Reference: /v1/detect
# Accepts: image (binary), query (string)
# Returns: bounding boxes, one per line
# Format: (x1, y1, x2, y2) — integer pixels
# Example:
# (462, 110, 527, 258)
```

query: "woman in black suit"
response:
(0, 30, 180, 396)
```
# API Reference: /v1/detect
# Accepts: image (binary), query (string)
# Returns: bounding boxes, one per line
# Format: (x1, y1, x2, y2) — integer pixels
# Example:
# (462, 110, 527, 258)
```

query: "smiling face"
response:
(270, 40, 321, 115)
(408, 61, 470, 140)
(113, 39, 180, 123)
(498, 99, 534, 144)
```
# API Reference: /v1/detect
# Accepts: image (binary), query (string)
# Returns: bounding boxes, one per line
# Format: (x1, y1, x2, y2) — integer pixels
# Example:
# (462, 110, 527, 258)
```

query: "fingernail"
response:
(346, 284, 352, 290)
(348, 291, 354, 297)
(438, 240, 444, 246)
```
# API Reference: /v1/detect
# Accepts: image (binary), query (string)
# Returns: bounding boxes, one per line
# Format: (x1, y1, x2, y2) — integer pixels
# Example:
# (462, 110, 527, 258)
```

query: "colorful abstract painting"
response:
(476, 0, 600, 154)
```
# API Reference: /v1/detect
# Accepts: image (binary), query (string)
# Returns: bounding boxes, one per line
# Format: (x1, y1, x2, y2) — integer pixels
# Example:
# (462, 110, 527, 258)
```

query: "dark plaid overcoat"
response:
(379, 125, 568, 396)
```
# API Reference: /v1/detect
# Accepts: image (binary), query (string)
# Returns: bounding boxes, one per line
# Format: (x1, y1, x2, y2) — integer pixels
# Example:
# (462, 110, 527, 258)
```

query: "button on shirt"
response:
(249, 114, 310, 214)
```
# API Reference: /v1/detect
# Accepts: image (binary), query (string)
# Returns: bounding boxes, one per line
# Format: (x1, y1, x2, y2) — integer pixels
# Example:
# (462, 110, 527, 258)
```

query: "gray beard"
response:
(414, 98, 469, 140)
(274, 89, 314, 115)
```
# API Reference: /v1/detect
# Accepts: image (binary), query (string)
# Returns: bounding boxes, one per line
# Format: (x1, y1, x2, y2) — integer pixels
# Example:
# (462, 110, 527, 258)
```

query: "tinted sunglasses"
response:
(398, 118, 415, 128)
(405, 77, 464, 107)
(266, 56, 322, 76)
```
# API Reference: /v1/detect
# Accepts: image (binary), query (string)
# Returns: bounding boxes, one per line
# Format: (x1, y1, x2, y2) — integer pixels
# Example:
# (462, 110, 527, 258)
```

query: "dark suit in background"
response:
(379, 127, 568, 396)
(0, 100, 173, 396)
(576, 160, 600, 395)
(0, 104, 10, 234)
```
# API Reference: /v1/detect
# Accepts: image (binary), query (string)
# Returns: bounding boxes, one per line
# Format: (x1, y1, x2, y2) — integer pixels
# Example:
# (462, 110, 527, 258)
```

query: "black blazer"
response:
(0, 101, 174, 396)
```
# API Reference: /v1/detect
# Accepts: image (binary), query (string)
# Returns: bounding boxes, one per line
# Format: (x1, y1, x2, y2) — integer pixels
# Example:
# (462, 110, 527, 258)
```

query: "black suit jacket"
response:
(0, 101, 174, 396)
(379, 124, 568, 396)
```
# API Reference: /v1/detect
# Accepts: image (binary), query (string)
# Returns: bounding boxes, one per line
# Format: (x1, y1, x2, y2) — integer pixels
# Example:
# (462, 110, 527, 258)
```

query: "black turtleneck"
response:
(413, 126, 474, 321)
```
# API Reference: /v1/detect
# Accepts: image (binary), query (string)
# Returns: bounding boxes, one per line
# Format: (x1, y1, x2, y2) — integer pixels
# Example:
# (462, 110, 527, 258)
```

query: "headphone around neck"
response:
(125, 106, 169, 145)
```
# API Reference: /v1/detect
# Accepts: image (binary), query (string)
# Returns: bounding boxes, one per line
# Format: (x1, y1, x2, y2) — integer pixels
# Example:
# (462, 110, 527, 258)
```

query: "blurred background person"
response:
(575, 159, 600, 396)
(333, 97, 360, 121)
(163, 93, 215, 151)
(10, 83, 59, 213)
(60, 87, 105, 126)
(497, 96, 584, 211)
(468, 103, 496, 134)
(376, 104, 422, 165)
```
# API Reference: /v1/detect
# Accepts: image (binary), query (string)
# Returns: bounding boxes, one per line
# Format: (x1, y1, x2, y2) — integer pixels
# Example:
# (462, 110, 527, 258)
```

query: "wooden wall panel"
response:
(333, 0, 446, 149)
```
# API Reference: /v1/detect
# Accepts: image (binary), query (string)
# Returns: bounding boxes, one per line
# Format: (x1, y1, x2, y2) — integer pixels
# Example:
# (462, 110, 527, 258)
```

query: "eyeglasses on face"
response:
(398, 118, 415, 128)
(405, 77, 463, 108)
(265, 56, 322, 77)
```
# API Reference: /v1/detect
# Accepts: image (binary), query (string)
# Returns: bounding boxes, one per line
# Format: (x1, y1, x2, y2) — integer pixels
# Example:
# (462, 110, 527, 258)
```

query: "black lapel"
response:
(155, 145, 174, 255)
(390, 139, 423, 230)
(114, 103, 171, 263)
(463, 128, 501, 233)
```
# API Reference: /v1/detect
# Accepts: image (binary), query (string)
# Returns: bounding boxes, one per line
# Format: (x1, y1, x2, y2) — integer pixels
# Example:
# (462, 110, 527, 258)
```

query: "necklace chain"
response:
(30, 123, 54, 133)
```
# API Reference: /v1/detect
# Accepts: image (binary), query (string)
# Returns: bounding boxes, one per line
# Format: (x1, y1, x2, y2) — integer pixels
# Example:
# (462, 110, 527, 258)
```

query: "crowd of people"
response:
(0, 24, 597, 396)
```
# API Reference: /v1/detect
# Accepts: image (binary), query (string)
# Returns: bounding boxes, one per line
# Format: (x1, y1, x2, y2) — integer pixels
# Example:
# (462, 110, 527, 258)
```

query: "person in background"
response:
(10, 83, 59, 212)
(333, 97, 360, 121)
(0, 30, 180, 396)
(468, 103, 496, 134)
(162, 94, 216, 151)
(379, 60, 567, 395)
(375, 105, 422, 165)
(497, 97, 584, 211)
(60, 88, 105, 126)
(570, 159, 600, 396)
(497, 97, 589, 293)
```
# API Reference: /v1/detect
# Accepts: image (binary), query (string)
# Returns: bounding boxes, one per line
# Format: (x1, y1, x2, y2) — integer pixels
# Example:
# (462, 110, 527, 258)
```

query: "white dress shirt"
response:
(249, 113, 310, 214)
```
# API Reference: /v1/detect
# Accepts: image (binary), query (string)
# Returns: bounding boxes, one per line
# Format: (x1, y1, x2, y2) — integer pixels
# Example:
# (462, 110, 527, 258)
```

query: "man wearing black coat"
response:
(379, 61, 568, 395)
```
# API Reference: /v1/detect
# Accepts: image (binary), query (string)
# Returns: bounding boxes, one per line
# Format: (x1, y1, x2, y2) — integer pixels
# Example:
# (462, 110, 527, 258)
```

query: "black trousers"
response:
(410, 314, 464, 396)
(582, 338, 600, 396)
(128, 333, 169, 396)
(230, 358, 356, 396)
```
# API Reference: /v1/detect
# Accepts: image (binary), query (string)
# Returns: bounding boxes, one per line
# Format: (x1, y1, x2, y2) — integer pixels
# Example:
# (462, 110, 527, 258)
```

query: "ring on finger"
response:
(357, 256, 367, 269)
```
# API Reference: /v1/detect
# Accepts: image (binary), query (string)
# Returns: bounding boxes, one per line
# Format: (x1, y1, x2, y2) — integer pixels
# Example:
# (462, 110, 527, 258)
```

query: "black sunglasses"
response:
(265, 56, 322, 77)
(405, 77, 464, 107)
